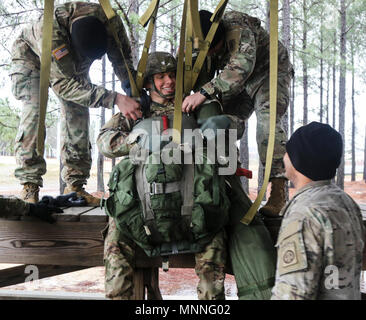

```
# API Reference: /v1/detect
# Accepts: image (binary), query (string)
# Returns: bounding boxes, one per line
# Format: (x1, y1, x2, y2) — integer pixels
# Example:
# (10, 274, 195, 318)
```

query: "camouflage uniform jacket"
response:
(202, 11, 292, 101)
(271, 180, 365, 300)
(97, 101, 175, 158)
(0, 195, 30, 218)
(12, 1, 134, 109)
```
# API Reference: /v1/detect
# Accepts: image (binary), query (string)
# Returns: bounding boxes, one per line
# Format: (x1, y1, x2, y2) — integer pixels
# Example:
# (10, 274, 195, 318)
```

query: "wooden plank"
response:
(0, 220, 105, 267)
(0, 289, 106, 300)
(53, 206, 96, 222)
(0, 265, 89, 288)
(79, 207, 108, 223)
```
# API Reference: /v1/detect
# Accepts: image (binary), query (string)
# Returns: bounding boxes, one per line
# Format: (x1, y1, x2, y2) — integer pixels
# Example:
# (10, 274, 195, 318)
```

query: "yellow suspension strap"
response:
(172, 0, 189, 144)
(173, 0, 227, 143)
(136, 0, 160, 93)
(184, 0, 203, 96)
(37, 0, 54, 156)
(241, 0, 278, 225)
(98, 0, 139, 97)
(190, 0, 228, 90)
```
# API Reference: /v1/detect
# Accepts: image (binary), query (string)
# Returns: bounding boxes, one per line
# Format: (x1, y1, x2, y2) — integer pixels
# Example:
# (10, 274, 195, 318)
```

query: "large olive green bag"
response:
(226, 175, 277, 300)
(103, 148, 230, 258)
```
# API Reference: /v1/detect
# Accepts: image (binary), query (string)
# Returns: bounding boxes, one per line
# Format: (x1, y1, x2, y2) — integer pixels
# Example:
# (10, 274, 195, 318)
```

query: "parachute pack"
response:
(103, 144, 230, 258)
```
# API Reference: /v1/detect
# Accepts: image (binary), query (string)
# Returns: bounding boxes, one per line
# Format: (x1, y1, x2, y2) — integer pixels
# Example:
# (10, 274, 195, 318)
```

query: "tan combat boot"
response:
(259, 177, 287, 217)
(64, 184, 101, 207)
(20, 182, 40, 204)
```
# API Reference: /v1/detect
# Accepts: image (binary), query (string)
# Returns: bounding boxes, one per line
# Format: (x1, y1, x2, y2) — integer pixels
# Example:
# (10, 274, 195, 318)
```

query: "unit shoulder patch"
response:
(276, 220, 308, 276)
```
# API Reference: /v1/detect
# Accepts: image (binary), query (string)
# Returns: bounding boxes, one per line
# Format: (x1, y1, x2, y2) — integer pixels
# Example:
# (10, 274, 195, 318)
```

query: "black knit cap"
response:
(286, 121, 343, 181)
(199, 10, 226, 49)
(71, 16, 108, 59)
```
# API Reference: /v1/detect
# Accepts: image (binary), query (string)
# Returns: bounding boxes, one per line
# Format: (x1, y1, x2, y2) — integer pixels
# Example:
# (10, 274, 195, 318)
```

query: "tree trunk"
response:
(265, 1, 270, 32)
(129, 0, 139, 67)
(170, 4, 177, 55)
(151, 22, 157, 52)
(302, 0, 308, 125)
(290, 17, 295, 135)
(240, 121, 249, 194)
(332, 30, 337, 129)
(97, 56, 106, 192)
(281, 0, 290, 136)
(336, 0, 347, 190)
(363, 126, 366, 182)
(281, 0, 290, 200)
(351, 39, 356, 181)
(326, 63, 330, 125)
(319, 14, 324, 123)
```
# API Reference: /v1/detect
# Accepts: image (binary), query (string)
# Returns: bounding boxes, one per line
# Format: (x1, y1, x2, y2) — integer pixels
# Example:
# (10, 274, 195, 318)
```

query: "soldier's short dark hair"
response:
(199, 10, 225, 49)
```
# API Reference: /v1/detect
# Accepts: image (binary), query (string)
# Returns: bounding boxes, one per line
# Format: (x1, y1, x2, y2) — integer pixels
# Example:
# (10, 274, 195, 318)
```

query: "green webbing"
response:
(172, 0, 188, 144)
(136, 0, 160, 92)
(184, 0, 194, 96)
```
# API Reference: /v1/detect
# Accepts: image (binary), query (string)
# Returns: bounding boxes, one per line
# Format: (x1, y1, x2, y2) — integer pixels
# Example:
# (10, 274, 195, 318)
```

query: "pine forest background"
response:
(0, 0, 366, 194)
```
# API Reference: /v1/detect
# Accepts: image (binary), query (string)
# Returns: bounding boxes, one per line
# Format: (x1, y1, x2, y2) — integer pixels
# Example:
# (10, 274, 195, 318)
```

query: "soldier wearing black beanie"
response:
(285, 121, 343, 181)
(272, 121, 364, 300)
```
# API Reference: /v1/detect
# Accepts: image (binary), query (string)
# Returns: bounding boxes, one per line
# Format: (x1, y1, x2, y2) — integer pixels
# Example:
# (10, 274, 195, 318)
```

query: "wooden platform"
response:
(0, 204, 365, 300)
(0, 206, 195, 300)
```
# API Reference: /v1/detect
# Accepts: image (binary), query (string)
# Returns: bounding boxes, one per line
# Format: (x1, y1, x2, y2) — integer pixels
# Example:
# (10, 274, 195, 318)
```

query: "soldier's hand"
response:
(115, 93, 142, 121)
(182, 91, 206, 113)
(28, 203, 60, 223)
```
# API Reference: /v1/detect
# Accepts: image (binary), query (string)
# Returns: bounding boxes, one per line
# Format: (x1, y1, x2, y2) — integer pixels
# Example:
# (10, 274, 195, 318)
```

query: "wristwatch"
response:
(199, 88, 211, 99)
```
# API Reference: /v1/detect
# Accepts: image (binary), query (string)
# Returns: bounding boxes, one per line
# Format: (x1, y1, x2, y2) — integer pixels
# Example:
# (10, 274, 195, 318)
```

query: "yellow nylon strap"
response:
(139, 0, 158, 27)
(172, 0, 188, 144)
(190, 0, 228, 89)
(37, 0, 54, 156)
(136, 0, 160, 93)
(241, 0, 278, 225)
(98, 0, 139, 97)
(184, 0, 194, 96)
(190, 0, 204, 48)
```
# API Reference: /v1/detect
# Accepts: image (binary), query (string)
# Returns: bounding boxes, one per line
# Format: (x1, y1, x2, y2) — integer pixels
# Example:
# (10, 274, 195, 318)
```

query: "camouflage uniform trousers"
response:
(103, 217, 227, 300)
(11, 38, 92, 187)
(224, 75, 290, 178)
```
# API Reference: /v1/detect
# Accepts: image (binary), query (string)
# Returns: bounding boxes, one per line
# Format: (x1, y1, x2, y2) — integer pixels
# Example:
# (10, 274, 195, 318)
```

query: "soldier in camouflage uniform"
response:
(271, 122, 365, 300)
(98, 52, 230, 300)
(182, 10, 294, 217)
(10, 1, 142, 205)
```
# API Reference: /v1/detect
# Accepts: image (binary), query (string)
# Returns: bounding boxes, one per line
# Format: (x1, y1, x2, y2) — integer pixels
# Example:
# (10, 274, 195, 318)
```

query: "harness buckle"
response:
(150, 182, 164, 195)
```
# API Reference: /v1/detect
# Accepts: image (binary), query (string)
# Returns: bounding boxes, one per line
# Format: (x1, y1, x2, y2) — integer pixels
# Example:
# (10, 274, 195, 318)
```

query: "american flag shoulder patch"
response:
(52, 44, 69, 60)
